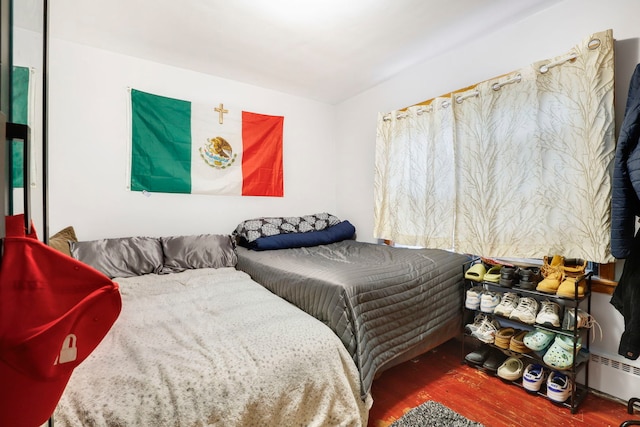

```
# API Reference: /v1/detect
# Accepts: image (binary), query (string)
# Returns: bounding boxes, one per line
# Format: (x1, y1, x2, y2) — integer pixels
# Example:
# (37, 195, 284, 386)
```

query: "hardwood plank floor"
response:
(368, 338, 635, 427)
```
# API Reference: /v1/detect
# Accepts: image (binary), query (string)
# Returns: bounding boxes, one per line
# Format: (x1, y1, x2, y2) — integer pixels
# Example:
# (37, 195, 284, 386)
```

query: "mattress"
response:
(236, 241, 470, 396)
(54, 267, 370, 426)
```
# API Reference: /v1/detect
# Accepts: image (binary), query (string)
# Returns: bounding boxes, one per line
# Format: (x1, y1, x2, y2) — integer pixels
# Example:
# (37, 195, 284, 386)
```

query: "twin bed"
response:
(236, 241, 468, 397)
(52, 214, 469, 426)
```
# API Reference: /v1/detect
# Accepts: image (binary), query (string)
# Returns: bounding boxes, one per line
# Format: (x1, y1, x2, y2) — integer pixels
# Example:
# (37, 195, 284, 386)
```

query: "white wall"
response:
(47, 39, 338, 240)
(335, 0, 640, 401)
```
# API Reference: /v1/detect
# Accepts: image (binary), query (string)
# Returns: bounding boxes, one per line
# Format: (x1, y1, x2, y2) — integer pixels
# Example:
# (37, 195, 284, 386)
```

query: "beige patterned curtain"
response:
(374, 29, 615, 263)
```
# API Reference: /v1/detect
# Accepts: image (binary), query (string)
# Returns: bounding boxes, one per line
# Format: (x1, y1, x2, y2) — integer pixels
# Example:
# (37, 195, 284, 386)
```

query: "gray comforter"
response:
(236, 241, 470, 396)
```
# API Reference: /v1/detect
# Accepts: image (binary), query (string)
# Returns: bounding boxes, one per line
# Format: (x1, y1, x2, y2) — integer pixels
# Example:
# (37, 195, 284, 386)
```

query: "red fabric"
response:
(241, 111, 284, 197)
(0, 215, 122, 427)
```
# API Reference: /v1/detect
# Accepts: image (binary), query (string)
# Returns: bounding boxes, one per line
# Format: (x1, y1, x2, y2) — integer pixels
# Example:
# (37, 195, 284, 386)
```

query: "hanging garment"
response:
(611, 63, 640, 259)
(611, 227, 640, 360)
(0, 214, 122, 427)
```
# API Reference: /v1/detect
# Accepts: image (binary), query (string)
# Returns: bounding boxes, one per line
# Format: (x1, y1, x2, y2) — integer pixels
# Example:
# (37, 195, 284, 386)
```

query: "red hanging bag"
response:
(0, 214, 122, 427)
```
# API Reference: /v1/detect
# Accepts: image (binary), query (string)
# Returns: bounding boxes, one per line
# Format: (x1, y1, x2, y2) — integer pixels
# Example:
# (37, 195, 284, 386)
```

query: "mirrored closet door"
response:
(8, 0, 45, 237)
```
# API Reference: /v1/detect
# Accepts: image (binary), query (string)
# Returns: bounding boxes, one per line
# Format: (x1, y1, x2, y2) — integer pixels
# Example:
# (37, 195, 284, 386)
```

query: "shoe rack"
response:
(461, 260, 592, 414)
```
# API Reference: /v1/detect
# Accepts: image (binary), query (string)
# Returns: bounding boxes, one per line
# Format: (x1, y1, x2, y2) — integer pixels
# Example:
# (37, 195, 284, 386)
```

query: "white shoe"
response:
(547, 371, 572, 403)
(471, 316, 500, 343)
(536, 300, 562, 328)
(465, 286, 484, 310)
(522, 363, 548, 392)
(562, 308, 603, 341)
(509, 297, 539, 325)
(497, 357, 524, 381)
(494, 292, 519, 317)
(465, 313, 488, 334)
(480, 291, 501, 313)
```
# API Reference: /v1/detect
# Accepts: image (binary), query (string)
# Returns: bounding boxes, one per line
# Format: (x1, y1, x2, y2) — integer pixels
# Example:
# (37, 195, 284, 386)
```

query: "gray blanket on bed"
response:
(236, 241, 470, 396)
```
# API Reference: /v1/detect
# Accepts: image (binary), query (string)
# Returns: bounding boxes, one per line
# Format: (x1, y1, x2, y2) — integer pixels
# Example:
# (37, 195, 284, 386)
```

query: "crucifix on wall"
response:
(215, 103, 228, 124)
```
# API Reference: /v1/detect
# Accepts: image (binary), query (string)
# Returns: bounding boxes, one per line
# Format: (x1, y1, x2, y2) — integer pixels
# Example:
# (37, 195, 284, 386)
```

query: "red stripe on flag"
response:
(241, 111, 284, 197)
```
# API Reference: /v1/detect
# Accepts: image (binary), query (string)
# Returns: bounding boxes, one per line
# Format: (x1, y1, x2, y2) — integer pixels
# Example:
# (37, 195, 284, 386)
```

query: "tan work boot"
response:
(536, 255, 564, 294)
(556, 258, 587, 298)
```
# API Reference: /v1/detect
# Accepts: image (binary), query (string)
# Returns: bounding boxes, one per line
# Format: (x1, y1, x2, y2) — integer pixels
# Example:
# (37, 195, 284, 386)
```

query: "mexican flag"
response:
(12, 66, 31, 188)
(130, 89, 284, 197)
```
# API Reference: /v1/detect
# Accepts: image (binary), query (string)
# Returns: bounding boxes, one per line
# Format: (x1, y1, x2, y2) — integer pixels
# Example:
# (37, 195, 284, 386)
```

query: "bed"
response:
(232, 214, 471, 397)
(51, 233, 371, 427)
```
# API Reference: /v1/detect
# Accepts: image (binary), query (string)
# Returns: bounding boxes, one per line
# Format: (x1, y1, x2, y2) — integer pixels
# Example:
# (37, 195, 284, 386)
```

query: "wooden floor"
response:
(368, 338, 635, 427)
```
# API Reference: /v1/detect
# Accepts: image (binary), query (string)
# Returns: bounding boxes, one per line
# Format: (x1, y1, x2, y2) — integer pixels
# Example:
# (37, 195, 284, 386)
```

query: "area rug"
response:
(389, 400, 485, 427)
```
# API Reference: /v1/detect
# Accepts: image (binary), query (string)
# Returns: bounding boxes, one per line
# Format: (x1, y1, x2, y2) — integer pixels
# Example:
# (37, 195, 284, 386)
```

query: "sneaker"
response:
(465, 286, 484, 310)
(562, 308, 603, 341)
(547, 371, 572, 403)
(536, 300, 562, 328)
(494, 292, 520, 317)
(465, 313, 489, 335)
(471, 316, 501, 344)
(509, 297, 539, 324)
(536, 255, 565, 293)
(522, 363, 548, 392)
(497, 356, 524, 381)
(480, 291, 501, 313)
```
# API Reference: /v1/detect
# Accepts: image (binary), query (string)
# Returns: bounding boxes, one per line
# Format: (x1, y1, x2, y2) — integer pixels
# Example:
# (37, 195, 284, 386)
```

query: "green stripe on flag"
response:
(131, 89, 192, 193)
(12, 66, 29, 188)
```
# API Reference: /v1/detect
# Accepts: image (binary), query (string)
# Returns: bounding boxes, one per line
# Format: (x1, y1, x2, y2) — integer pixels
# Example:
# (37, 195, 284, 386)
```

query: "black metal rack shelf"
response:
(461, 264, 592, 414)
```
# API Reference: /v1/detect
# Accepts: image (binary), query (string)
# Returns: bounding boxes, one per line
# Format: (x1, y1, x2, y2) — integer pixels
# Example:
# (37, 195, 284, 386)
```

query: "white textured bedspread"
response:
(54, 268, 370, 426)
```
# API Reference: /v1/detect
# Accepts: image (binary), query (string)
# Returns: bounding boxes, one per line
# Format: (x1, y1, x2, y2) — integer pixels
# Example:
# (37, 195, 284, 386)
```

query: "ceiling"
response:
(17, 0, 562, 104)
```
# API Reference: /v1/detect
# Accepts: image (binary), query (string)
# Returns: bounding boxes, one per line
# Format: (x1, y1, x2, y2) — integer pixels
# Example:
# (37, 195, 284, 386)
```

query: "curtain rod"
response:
(384, 45, 586, 122)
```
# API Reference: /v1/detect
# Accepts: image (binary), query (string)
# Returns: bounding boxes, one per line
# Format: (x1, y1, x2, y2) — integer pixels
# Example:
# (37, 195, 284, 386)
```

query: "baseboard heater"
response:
(589, 352, 640, 403)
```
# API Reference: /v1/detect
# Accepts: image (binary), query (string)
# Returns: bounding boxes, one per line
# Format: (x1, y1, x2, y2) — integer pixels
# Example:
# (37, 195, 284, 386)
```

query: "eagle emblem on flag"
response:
(199, 136, 237, 169)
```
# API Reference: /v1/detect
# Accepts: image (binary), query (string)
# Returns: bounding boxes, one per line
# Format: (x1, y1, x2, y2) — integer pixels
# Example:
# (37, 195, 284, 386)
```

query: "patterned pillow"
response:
(233, 213, 341, 245)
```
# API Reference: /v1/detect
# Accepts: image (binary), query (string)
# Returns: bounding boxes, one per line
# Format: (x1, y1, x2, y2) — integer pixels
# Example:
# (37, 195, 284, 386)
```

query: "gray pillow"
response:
(70, 236, 163, 278)
(161, 234, 237, 273)
(160, 234, 238, 273)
